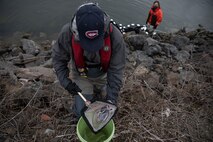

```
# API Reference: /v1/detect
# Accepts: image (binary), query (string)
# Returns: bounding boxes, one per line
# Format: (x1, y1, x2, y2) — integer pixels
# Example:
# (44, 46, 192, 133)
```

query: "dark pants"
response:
(73, 94, 93, 119)
(71, 73, 107, 119)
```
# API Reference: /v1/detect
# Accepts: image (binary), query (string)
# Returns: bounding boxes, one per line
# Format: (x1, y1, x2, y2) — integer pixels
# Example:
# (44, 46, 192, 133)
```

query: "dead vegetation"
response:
(0, 53, 212, 142)
(0, 29, 213, 142)
(117, 62, 213, 142)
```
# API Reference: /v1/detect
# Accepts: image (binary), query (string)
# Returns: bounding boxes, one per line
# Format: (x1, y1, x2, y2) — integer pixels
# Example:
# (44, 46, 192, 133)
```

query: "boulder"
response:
(133, 64, 149, 77)
(37, 50, 52, 57)
(174, 51, 190, 63)
(131, 51, 154, 67)
(0, 61, 18, 83)
(191, 37, 206, 46)
(160, 43, 178, 57)
(144, 37, 159, 47)
(153, 57, 166, 64)
(143, 38, 162, 56)
(125, 34, 147, 50)
(39, 32, 47, 39)
(152, 64, 163, 74)
(11, 44, 23, 56)
(144, 45, 162, 57)
(16, 66, 56, 83)
(181, 44, 195, 53)
(170, 35, 190, 50)
(21, 39, 40, 55)
(0, 61, 18, 71)
(40, 40, 52, 51)
(10, 53, 48, 67)
(0, 48, 11, 57)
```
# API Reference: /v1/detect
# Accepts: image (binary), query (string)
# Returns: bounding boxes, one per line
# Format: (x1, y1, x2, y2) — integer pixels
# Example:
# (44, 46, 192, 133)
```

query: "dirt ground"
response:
(0, 30, 213, 142)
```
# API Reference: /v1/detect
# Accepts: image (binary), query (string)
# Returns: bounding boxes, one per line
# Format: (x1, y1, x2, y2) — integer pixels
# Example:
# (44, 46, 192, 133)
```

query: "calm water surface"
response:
(0, 0, 213, 37)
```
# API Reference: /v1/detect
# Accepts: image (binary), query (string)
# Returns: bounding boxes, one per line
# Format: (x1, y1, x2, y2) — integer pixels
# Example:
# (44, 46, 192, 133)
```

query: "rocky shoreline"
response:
(0, 27, 212, 141)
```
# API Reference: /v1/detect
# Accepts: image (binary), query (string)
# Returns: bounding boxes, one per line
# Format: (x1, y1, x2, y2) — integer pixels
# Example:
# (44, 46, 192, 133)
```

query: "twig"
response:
(0, 96, 6, 106)
(143, 80, 155, 94)
(33, 130, 38, 142)
(0, 83, 42, 128)
(55, 134, 75, 138)
(140, 123, 164, 142)
(140, 86, 146, 100)
(13, 119, 21, 140)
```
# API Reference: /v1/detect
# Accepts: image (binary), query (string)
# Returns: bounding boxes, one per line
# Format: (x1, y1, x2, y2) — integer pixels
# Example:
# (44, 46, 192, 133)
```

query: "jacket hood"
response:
(153, 0, 161, 8)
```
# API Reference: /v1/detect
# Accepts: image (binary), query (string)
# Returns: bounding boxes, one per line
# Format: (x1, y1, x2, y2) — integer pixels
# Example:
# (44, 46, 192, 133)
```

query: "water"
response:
(0, 0, 213, 37)
(82, 126, 108, 142)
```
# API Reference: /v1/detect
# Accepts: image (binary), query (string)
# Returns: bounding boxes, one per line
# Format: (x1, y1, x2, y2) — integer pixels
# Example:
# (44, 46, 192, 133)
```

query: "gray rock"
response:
(40, 40, 52, 51)
(174, 51, 190, 63)
(160, 43, 178, 57)
(182, 44, 195, 53)
(16, 66, 56, 83)
(37, 50, 52, 57)
(0, 61, 18, 83)
(143, 38, 162, 56)
(133, 64, 149, 77)
(22, 33, 31, 39)
(11, 53, 46, 67)
(12, 53, 35, 67)
(40, 58, 53, 68)
(191, 37, 206, 46)
(132, 51, 154, 67)
(11, 44, 23, 56)
(170, 35, 190, 50)
(125, 34, 146, 50)
(0, 61, 18, 71)
(145, 45, 162, 57)
(144, 37, 159, 47)
(125, 45, 131, 55)
(39, 32, 47, 38)
(153, 57, 166, 64)
(13, 32, 25, 39)
(21, 39, 40, 55)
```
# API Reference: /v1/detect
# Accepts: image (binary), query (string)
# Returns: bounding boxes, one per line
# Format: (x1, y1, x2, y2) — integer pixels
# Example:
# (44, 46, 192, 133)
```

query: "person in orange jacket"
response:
(146, 1, 163, 32)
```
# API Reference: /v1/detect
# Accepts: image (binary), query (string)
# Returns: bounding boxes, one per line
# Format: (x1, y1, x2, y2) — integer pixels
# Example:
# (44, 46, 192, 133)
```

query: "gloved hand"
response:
(66, 82, 82, 96)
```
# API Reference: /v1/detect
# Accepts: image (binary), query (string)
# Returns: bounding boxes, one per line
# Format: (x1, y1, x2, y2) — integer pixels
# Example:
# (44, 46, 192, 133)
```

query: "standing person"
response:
(52, 3, 126, 119)
(146, 0, 163, 33)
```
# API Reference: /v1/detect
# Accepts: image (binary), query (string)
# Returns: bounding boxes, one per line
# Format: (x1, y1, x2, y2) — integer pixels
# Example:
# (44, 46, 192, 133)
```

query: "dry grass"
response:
(0, 47, 213, 142)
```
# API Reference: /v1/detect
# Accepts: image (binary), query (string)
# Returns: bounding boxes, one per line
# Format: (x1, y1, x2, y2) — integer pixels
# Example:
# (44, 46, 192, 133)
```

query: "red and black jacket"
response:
(71, 24, 113, 76)
(146, 6, 163, 29)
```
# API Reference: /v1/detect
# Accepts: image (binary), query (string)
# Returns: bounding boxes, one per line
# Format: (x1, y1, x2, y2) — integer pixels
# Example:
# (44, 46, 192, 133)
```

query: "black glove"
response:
(66, 82, 82, 96)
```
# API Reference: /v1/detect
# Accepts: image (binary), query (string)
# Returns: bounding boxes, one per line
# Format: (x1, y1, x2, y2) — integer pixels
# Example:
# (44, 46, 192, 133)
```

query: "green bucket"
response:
(77, 117, 115, 142)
